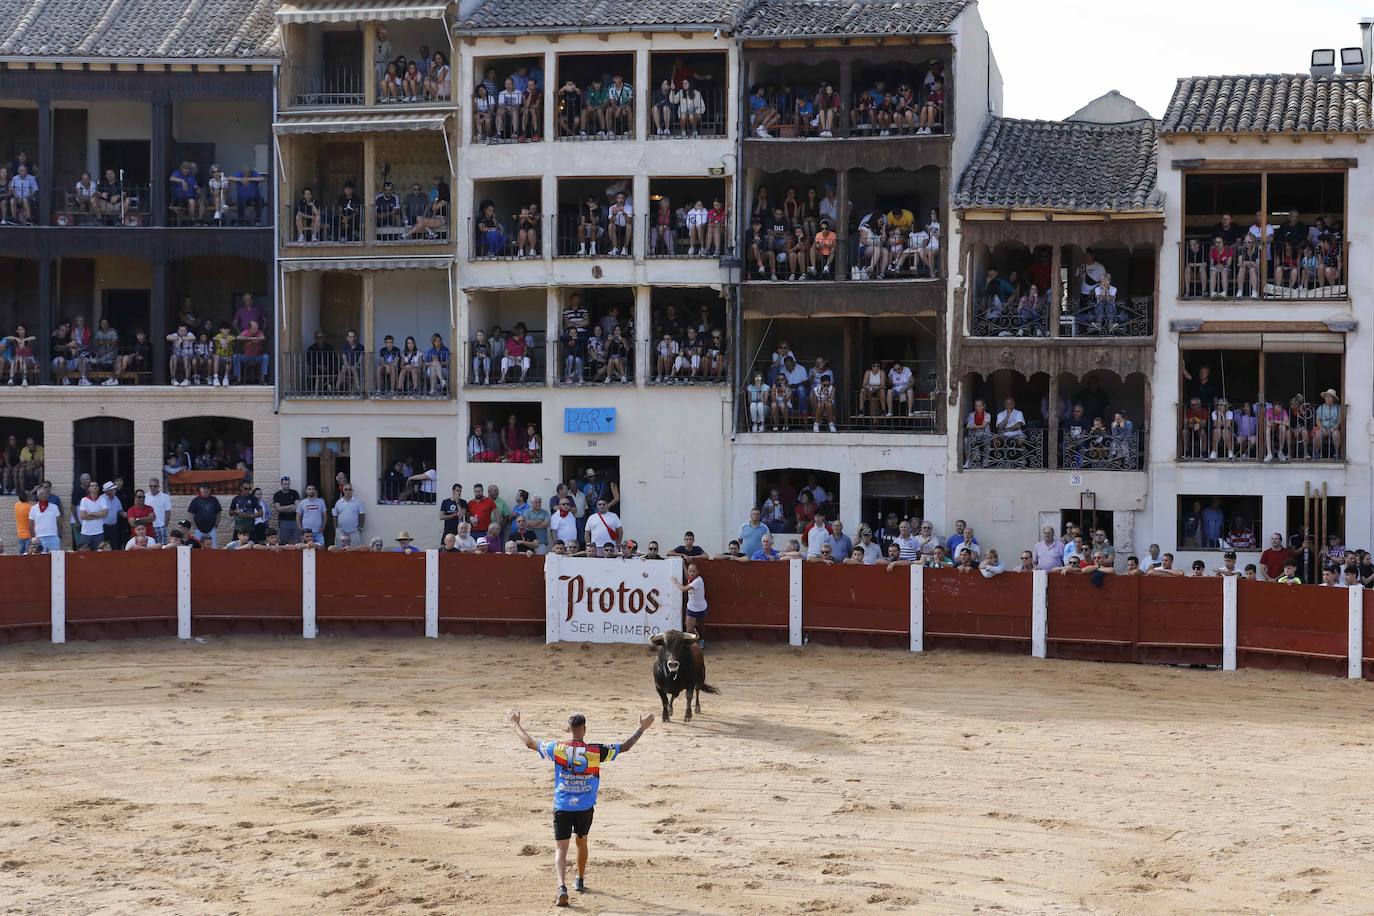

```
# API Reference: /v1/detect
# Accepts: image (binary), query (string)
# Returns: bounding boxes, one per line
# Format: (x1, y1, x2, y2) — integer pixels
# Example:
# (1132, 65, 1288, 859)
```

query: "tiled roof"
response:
(1161, 74, 1373, 135)
(955, 117, 1163, 213)
(737, 0, 970, 38)
(457, 0, 750, 32)
(0, 0, 282, 59)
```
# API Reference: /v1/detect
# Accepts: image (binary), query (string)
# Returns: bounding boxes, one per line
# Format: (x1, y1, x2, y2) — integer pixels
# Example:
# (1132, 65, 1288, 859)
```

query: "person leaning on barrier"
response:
(1145, 552, 1183, 576)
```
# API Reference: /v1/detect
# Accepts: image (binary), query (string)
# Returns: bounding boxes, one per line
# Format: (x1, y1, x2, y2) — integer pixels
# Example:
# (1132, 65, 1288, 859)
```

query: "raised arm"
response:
(618, 713, 655, 754)
(507, 709, 538, 751)
(667, 576, 691, 594)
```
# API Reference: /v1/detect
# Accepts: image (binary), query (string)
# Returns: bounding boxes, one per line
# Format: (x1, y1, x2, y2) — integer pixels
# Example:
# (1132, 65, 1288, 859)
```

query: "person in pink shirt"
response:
(500, 322, 532, 383)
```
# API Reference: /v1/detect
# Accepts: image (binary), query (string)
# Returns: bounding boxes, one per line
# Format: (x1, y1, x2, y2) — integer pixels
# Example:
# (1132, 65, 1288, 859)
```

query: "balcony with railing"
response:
(553, 53, 637, 141)
(280, 350, 450, 400)
(1179, 168, 1347, 303)
(962, 429, 1047, 470)
(646, 289, 730, 386)
(464, 329, 547, 387)
(1176, 350, 1345, 464)
(280, 17, 452, 110)
(289, 66, 364, 108)
(965, 241, 1156, 341)
(739, 316, 942, 435)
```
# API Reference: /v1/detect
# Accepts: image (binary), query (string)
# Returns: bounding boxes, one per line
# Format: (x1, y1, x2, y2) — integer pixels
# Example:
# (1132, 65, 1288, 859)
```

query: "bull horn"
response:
(649, 633, 666, 646)
(682, 633, 700, 644)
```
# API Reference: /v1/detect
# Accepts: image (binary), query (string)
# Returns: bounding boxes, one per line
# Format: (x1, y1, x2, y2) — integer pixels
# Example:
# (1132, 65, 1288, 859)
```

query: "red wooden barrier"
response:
(695, 558, 789, 641)
(1237, 579, 1347, 675)
(923, 568, 1032, 652)
(803, 563, 908, 646)
(438, 553, 544, 636)
(1138, 576, 1223, 666)
(64, 550, 177, 638)
(1363, 590, 1374, 681)
(191, 550, 304, 634)
(316, 551, 425, 623)
(1046, 574, 1140, 663)
(0, 554, 50, 643)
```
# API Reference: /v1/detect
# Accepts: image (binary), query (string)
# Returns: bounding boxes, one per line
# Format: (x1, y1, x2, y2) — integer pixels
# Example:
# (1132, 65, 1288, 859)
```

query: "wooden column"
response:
(838, 60, 853, 137)
(36, 98, 53, 227)
(150, 98, 170, 227)
(37, 257, 53, 384)
(1047, 372, 1060, 469)
(1048, 243, 1062, 337)
(361, 270, 376, 351)
(841, 317, 857, 423)
(363, 22, 378, 107)
(836, 168, 850, 277)
(151, 258, 169, 384)
(362, 135, 376, 244)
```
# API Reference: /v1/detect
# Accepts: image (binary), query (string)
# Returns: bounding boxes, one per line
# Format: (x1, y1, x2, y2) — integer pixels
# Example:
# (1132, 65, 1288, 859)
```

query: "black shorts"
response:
(553, 807, 594, 841)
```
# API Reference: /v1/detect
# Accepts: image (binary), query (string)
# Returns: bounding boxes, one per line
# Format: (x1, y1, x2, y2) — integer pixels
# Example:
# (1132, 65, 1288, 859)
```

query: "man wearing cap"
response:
(508, 708, 654, 907)
(98, 481, 122, 550)
(273, 476, 301, 545)
(393, 531, 420, 554)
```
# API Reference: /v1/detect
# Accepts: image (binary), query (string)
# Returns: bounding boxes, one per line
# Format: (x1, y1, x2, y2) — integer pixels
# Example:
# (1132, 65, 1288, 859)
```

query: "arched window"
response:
(73, 417, 134, 487)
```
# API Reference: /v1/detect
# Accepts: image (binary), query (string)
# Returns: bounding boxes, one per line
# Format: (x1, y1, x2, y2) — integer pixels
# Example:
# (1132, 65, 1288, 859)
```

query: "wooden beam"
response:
(1172, 157, 1357, 170)
(1195, 320, 1336, 333)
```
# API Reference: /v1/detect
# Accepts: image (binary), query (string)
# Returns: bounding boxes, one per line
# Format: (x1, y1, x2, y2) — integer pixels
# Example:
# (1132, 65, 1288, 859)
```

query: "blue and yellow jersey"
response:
(539, 740, 620, 812)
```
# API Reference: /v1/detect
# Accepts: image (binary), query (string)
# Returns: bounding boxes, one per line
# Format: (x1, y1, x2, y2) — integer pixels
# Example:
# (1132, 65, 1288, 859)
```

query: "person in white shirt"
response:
(549, 496, 579, 545)
(885, 360, 915, 417)
(892, 520, 920, 561)
(583, 497, 622, 548)
(684, 200, 709, 255)
(452, 521, 479, 552)
(804, 512, 831, 557)
(125, 526, 156, 550)
(996, 397, 1026, 443)
(298, 484, 327, 539)
(77, 480, 107, 549)
(146, 478, 173, 544)
(1075, 248, 1107, 305)
(607, 192, 634, 257)
(28, 485, 62, 553)
(668, 564, 708, 640)
(857, 527, 882, 564)
(1138, 543, 1164, 571)
(978, 549, 1005, 578)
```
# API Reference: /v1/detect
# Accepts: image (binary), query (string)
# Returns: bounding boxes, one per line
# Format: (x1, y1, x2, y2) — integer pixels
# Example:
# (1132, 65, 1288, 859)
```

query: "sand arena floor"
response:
(2, 636, 1373, 915)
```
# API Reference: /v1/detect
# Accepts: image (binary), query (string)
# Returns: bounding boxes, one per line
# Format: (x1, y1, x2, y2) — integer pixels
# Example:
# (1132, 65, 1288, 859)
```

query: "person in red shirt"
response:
(1259, 532, 1291, 580)
(234, 319, 269, 384)
(125, 488, 155, 535)
(467, 483, 496, 533)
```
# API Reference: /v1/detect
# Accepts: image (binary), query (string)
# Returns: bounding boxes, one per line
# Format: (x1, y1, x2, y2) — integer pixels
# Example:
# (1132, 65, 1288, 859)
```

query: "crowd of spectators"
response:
(167, 161, 267, 226)
(963, 375, 1140, 469)
(746, 343, 926, 432)
(1, 434, 43, 495)
(748, 64, 945, 139)
(375, 29, 451, 103)
(1184, 212, 1344, 298)
(568, 185, 635, 257)
(1180, 363, 1341, 462)
(474, 200, 541, 258)
(0, 153, 40, 225)
(558, 292, 633, 384)
(303, 330, 450, 396)
(467, 416, 542, 463)
(746, 186, 939, 281)
(651, 302, 726, 383)
(469, 322, 538, 384)
(294, 176, 449, 243)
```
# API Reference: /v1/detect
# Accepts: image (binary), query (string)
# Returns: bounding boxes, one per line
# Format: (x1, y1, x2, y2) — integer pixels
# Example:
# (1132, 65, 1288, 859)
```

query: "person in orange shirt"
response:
(13, 488, 33, 554)
(812, 218, 837, 277)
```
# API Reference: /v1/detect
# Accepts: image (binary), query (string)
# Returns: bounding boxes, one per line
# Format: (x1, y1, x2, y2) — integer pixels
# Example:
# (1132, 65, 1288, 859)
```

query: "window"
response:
(73, 417, 133, 491)
(755, 469, 840, 535)
(378, 437, 437, 505)
(1177, 495, 1262, 552)
(1, 417, 43, 497)
(467, 404, 542, 464)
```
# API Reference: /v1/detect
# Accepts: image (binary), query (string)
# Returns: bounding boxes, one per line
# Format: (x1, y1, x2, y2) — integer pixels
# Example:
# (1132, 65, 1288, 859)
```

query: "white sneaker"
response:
(578, 244, 587, 255)
(211, 377, 219, 387)
(296, 233, 304, 242)
(788, 274, 796, 281)
(756, 126, 770, 138)
(1263, 452, 1273, 463)
(1208, 450, 1217, 460)
(103, 377, 118, 386)
(813, 422, 820, 432)
(20, 377, 27, 387)
(688, 247, 696, 256)
(78, 377, 92, 386)
(222, 377, 231, 386)
(829, 423, 837, 432)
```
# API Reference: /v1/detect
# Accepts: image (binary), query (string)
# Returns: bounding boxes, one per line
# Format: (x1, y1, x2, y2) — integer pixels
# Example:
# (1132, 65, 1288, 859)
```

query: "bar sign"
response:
(564, 408, 616, 434)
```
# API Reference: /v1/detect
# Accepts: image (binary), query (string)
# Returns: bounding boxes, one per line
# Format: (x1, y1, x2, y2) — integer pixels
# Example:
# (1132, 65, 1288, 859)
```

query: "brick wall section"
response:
(1, 387, 279, 552)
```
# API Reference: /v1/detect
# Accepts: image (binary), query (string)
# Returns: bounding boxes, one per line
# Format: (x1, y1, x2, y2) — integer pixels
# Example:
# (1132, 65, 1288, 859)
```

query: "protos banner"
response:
(544, 555, 683, 644)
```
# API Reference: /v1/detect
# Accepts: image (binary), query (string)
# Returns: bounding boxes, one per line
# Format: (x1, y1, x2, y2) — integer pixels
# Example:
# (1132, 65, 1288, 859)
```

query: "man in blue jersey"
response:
(509, 709, 654, 907)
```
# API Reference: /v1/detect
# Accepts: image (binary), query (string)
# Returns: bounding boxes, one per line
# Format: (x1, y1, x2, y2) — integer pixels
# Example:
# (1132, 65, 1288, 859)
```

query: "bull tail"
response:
(696, 683, 719, 694)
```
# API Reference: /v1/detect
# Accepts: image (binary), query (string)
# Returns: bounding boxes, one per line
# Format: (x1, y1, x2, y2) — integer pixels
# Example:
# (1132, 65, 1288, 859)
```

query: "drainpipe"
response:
(1362, 19, 1374, 74)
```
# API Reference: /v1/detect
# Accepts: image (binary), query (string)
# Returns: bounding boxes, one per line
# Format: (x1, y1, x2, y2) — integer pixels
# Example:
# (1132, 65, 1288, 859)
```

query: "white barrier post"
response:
(1349, 585, 1364, 680)
(1222, 575, 1237, 671)
(909, 563, 924, 652)
(176, 545, 192, 640)
(302, 548, 317, 639)
(1031, 569, 1048, 659)
(424, 549, 439, 639)
(788, 558, 803, 646)
(50, 549, 65, 645)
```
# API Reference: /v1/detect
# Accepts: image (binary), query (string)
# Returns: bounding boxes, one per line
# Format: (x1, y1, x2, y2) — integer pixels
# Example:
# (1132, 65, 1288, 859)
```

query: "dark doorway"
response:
(73, 417, 134, 489)
(305, 437, 351, 505)
(560, 455, 621, 512)
(102, 289, 151, 334)
(1061, 508, 1114, 542)
(99, 139, 151, 185)
(860, 471, 923, 532)
(755, 468, 841, 534)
